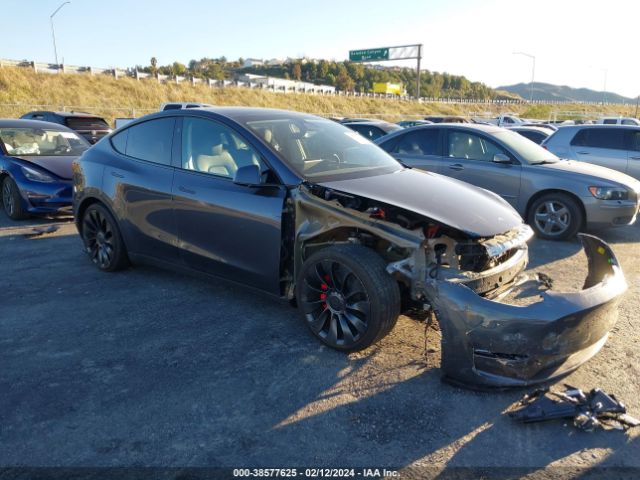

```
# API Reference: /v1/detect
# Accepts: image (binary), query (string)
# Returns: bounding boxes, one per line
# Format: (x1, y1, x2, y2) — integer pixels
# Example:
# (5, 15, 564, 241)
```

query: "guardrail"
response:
(0, 58, 635, 106)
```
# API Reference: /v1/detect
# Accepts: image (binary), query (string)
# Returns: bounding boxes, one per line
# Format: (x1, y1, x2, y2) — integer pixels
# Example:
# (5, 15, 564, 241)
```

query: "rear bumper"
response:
(427, 234, 626, 388)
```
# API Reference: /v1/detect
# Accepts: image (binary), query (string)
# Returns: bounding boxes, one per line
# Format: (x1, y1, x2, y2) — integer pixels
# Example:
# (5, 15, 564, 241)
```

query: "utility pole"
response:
(602, 68, 608, 105)
(416, 44, 422, 100)
(50, 2, 71, 69)
(635, 95, 639, 118)
(513, 52, 536, 102)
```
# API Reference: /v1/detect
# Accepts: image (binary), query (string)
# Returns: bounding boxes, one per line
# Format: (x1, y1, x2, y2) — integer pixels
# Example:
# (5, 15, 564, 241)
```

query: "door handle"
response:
(178, 185, 196, 195)
(110, 171, 124, 178)
(448, 163, 464, 171)
(577, 151, 590, 155)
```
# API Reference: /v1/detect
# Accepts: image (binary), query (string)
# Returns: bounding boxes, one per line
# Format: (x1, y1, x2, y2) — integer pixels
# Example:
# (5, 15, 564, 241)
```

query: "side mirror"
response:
(233, 164, 262, 186)
(493, 153, 511, 164)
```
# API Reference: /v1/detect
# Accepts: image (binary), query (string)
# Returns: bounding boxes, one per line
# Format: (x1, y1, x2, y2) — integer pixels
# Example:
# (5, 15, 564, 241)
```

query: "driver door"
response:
(171, 116, 287, 294)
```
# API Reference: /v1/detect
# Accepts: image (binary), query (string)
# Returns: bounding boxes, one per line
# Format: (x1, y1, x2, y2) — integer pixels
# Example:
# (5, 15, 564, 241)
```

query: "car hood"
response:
(537, 160, 640, 190)
(14, 156, 76, 180)
(318, 168, 523, 237)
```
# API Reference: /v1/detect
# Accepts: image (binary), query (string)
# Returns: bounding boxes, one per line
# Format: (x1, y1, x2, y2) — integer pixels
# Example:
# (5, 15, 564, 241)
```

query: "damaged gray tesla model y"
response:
(72, 107, 627, 388)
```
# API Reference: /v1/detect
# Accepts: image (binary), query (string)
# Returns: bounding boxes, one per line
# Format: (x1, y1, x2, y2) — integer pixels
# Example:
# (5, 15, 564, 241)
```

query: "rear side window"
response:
(602, 119, 617, 125)
(114, 118, 175, 165)
(628, 131, 640, 152)
(65, 117, 110, 130)
(571, 128, 626, 150)
(517, 130, 545, 144)
(394, 129, 439, 155)
(622, 119, 638, 126)
(349, 125, 385, 140)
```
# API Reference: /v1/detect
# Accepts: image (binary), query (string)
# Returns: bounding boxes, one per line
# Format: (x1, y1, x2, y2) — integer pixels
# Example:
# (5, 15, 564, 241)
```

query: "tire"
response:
(296, 244, 401, 352)
(2, 176, 28, 220)
(80, 203, 129, 271)
(527, 192, 582, 240)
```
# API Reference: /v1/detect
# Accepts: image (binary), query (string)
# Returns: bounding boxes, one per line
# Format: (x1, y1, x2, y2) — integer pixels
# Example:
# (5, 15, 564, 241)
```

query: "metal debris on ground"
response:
(509, 384, 640, 432)
(24, 225, 59, 237)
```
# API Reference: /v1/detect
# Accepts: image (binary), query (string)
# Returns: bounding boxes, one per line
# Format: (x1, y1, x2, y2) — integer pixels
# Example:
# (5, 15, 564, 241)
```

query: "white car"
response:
(596, 117, 640, 126)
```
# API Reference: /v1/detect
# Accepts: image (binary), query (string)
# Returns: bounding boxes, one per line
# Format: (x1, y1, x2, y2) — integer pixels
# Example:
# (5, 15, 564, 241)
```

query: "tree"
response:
(150, 56, 158, 76)
(172, 62, 187, 76)
(292, 62, 302, 81)
(336, 67, 354, 92)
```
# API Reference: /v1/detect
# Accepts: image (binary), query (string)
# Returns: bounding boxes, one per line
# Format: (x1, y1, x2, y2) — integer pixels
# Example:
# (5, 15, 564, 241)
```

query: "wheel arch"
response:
(525, 189, 586, 229)
(75, 196, 120, 236)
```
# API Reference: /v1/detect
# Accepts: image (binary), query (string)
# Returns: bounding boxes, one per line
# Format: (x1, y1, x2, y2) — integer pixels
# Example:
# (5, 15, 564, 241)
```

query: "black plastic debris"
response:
(24, 225, 59, 237)
(509, 384, 640, 432)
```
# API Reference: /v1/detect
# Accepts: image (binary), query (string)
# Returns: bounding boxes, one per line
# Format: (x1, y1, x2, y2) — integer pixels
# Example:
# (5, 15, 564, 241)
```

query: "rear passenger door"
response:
(105, 117, 179, 261)
(387, 128, 442, 173)
(570, 128, 628, 174)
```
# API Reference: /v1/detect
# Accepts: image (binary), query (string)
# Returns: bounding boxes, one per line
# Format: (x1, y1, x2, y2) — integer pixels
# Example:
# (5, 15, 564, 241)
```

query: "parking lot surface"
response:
(1, 213, 639, 475)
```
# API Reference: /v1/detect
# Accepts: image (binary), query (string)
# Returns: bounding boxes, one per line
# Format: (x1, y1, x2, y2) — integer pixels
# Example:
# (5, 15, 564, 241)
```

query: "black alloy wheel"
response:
(2, 177, 28, 220)
(81, 204, 128, 271)
(297, 245, 401, 352)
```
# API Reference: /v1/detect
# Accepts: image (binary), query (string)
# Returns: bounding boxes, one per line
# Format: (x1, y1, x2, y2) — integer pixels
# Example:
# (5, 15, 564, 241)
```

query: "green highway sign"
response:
(349, 48, 389, 62)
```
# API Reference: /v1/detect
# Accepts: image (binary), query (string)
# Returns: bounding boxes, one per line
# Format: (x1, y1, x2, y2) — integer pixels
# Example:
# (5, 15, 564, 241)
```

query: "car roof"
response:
(24, 110, 105, 119)
(0, 118, 75, 130)
(507, 126, 551, 134)
(556, 123, 640, 131)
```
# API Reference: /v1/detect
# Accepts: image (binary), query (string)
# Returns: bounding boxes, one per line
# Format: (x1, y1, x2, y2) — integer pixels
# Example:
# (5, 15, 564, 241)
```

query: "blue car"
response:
(0, 119, 90, 219)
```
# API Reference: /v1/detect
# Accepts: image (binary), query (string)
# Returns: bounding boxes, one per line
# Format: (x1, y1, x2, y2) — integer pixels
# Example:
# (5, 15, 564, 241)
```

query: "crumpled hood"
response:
(14, 156, 76, 180)
(539, 160, 640, 190)
(319, 168, 523, 237)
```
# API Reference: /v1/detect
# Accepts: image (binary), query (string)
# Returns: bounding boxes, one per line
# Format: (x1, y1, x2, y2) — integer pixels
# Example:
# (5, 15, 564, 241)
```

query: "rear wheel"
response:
(81, 203, 129, 271)
(527, 193, 582, 240)
(2, 177, 28, 220)
(296, 244, 401, 352)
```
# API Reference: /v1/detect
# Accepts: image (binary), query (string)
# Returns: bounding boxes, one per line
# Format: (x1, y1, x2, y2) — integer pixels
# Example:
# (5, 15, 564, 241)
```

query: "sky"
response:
(2, 0, 640, 98)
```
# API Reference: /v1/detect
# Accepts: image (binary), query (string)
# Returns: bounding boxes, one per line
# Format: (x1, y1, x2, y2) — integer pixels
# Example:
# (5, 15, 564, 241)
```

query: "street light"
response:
(50, 1, 71, 69)
(513, 51, 536, 103)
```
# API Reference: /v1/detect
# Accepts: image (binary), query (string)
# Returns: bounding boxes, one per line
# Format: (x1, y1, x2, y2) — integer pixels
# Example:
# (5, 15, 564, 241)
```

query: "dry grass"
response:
(0, 67, 637, 124)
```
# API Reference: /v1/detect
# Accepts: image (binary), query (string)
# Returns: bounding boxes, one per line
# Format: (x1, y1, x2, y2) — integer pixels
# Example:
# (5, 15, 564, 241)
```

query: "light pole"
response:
(50, 1, 71, 69)
(602, 68, 608, 105)
(513, 52, 536, 103)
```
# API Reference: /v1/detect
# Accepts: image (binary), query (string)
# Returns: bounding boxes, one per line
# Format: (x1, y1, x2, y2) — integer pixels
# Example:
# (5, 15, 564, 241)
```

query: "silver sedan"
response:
(376, 124, 640, 240)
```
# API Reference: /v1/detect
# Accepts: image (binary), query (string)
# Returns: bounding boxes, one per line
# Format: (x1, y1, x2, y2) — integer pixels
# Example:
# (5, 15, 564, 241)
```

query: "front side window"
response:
(243, 115, 402, 181)
(0, 127, 89, 156)
(394, 129, 439, 155)
(602, 119, 617, 125)
(119, 118, 175, 165)
(571, 128, 626, 150)
(349, 125, 385, 141)
(181, 117, 263, 179)
(628, 131, 640, 152)
(447, 131, 507, 161)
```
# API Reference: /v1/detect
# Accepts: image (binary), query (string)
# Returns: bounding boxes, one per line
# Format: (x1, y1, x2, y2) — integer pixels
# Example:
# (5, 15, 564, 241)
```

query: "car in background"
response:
(425, 115, 468, 123)
(160, 102, 214, 111)
(72, 106, 627, 388)
(342, 120, 402, 141)
(20, 111, 111, 144)
(376, 123, 640, 240)
(397, 119, 433, 128)
(0, 119, 90, 219)
(507, 126, 551, 144)
(543, 125, 640, 180)
(596, 117, 640, 126)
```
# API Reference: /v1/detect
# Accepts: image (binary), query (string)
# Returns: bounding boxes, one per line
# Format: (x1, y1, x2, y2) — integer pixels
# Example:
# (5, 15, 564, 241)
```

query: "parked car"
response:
(20, 111, 111, 144)
(0, 119, 90, 219)
(596, 117, 640, 126)
(342, 120, 402, 140)
(376, 124, 640, 240)
(473, 114, 525, 127)
(424, 115, 468, 123)
(543, 125, 640, 180)
(160, 102, 214, 111)
(73, 107, 626, 388)
(397, 119, 433, 128)
(507, 126, 551, 144)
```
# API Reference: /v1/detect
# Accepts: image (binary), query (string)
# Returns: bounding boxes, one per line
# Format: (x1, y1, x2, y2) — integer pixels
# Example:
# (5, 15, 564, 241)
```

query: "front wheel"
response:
(296, 245, 401, 352)
(81, 203, 129, 271)
(527, 193, 583, 240)
(2, 177, 28, 220)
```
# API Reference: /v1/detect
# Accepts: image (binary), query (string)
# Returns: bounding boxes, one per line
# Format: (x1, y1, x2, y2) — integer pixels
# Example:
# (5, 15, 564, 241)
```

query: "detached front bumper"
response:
(427, 234, 627, 388)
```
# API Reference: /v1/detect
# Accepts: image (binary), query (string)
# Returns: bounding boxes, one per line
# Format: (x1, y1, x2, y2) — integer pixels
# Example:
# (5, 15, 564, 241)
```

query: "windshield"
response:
(244, 116, 402, 181)
(494, 130, 560, 164)
(0, 127, 89, 156)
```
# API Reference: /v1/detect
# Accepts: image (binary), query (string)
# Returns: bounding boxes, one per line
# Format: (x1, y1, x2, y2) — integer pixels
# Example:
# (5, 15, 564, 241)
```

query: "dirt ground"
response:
(1, 213, 639, 478)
